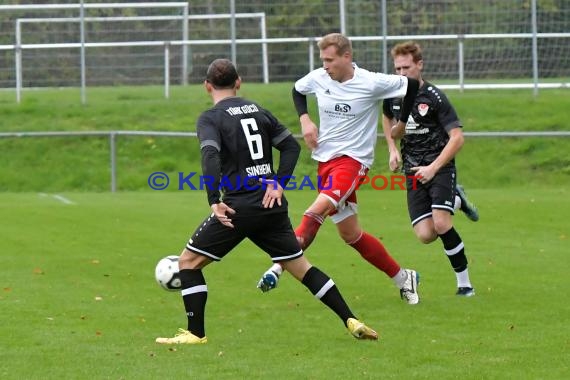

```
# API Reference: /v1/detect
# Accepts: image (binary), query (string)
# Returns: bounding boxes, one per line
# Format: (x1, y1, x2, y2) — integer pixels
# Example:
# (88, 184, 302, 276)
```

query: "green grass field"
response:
(0, 85, 568, 378)
(1, 189, 568, 379)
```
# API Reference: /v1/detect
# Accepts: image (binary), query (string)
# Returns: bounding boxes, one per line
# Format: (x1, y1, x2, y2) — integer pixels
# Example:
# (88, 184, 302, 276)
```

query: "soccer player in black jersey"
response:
(382, 42, 478, 297)
(155, 58, 378, 344)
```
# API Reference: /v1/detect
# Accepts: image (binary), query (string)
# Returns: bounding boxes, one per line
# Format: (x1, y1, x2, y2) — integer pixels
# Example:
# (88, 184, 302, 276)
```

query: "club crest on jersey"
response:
(418, 103, 429, 116)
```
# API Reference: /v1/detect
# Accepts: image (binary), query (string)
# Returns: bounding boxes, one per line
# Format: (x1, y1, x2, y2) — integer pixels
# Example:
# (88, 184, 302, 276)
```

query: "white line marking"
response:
(51, 194, 76, 205)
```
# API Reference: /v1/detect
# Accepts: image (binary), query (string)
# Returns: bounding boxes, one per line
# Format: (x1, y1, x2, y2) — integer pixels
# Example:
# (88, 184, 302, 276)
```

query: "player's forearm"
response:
(299, 113, 312, 126)
(275, 135, 301, 185)
(430, 134, 464, 172)
(391, 120, 406, 140)
(382, 115, 399, 152)
(201, 145, 222, 205)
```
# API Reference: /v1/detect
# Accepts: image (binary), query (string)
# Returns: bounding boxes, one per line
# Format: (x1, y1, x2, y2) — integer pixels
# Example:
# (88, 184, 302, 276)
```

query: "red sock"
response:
(349, 232, 400, 277)
(295, 212, 324, 250)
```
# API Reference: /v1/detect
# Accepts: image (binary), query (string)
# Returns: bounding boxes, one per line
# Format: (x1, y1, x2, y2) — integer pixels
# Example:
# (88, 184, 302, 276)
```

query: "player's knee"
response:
(433, 220, 453, 236)
(415, 230, 438, 244)
(179, 249, 211, 269)
(310, 194, 336, 216)
(282, 257, 311, 281)
(339, 229, 361, 244)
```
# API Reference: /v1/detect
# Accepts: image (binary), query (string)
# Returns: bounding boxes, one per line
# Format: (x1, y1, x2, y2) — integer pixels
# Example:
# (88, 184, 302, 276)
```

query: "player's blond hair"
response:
(318, 33, 353, 56)
(391, 41, 423, 63)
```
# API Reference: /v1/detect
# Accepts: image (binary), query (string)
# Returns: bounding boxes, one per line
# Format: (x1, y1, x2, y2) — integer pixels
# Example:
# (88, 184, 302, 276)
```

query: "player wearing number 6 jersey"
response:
(257, 33, 421, 305)
(155, 58, 378, 345)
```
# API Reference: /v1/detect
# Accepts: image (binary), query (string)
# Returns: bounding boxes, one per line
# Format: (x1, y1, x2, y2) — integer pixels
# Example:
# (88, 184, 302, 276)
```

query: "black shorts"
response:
(185, 211, 303, 263)
(406, 166, 456, 226)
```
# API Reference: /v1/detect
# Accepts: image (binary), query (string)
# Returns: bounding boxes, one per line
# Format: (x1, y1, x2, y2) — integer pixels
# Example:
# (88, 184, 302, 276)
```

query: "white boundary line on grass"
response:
(52, 194, 75, 205)
(38, 192, 76, 205)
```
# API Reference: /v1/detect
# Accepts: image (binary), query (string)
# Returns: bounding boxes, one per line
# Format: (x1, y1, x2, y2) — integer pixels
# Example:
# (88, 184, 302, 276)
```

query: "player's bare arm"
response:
(382, 113, 402, 172)
(300, 114, 318, 150)
(292, 87, 318, 150)
(411, 127, 465, 183)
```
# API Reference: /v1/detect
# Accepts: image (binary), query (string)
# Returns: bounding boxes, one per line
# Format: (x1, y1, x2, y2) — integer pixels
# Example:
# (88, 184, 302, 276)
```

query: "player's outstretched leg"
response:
(349, 232, 420, 305)
(257, 211, 325, 293)
(455, 184, 479, 222)
(282, 257, 378, 340)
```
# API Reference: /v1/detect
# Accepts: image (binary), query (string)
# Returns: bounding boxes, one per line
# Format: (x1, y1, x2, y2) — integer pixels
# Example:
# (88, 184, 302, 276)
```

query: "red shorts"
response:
(317, 156, 368, 220)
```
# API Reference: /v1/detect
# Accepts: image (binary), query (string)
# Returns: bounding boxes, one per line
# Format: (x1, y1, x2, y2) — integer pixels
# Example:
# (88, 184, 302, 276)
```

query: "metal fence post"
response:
(15, 19, 22, 103)
(531, 0, 539, 97)
(164, 41, 170, 99)
(182, 4, 189, 85)
(110, 132, 117, 192)
(80, 0, 87, 105)
(458, 36, 465, 93)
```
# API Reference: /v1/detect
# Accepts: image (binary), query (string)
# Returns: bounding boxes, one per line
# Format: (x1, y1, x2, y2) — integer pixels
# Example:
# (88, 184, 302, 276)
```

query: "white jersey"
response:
(295, 64, 408, 168)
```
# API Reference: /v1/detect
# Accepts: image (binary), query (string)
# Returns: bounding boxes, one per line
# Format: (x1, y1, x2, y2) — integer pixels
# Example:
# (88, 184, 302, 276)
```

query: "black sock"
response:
(301, 266, 355, 326)
(179, 269, 207, 338)
(439, 227, 468, 272)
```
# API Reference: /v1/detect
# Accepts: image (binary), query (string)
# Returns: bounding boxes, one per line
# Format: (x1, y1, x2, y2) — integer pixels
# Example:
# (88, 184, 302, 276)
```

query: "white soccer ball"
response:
(155, 255, 182, 291)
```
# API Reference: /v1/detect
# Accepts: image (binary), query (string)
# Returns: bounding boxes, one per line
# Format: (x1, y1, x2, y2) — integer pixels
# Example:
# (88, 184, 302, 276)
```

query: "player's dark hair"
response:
(206, 58, 239, 89)
(318, 33, 353, 56)
(391, 41, 423, 63)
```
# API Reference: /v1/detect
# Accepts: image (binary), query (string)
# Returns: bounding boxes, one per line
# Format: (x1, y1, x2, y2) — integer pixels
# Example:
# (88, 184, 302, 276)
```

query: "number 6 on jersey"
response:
(241, 118, 264, 160)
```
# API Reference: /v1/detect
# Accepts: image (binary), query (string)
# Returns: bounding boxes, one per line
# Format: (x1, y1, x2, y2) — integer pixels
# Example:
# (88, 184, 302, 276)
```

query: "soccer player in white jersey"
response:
(257, 33, 422, 305)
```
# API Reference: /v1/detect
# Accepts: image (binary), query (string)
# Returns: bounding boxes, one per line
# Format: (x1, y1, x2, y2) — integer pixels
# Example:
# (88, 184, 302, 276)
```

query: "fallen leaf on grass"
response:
(33, 268, 44, 275)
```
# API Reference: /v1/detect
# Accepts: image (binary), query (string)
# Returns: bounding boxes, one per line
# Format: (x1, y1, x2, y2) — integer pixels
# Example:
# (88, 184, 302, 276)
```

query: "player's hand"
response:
(389, 150, 402, 172)
(300, 117, 318, 150)
(410, 165, 436, 184)
(260, 178, 284, 209)
(211, 202, 236, 228)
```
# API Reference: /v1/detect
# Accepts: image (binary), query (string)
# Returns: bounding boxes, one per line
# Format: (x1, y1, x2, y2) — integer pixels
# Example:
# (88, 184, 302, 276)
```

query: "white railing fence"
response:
(0, 1, 569, 103)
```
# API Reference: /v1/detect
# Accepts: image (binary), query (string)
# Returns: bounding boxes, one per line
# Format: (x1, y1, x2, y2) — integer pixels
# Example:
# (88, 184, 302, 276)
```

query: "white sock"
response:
(454, 195, 462, 211)
(269, 263, 283, 276)
(392, 268, 408, 289)
(456, 268, 472, 288)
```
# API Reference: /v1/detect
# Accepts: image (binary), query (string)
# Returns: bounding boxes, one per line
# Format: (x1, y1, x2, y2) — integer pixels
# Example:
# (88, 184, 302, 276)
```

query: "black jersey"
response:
(197, 96, 293, 213)
(383, 81, 462, 174)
